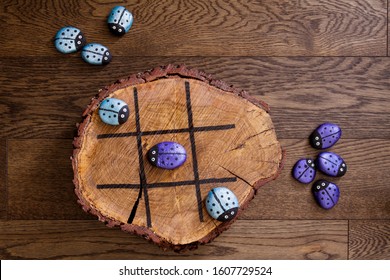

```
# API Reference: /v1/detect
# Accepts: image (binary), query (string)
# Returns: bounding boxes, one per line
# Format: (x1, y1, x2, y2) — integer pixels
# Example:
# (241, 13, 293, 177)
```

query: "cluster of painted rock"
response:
(292, 123, 347, 210)
(97, 97, 239, 222)
(54, 6, 133, 65)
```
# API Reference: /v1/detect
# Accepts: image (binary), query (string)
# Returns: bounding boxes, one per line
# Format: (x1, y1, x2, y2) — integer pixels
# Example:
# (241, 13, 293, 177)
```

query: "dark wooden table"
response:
(1, 0, 389, 259)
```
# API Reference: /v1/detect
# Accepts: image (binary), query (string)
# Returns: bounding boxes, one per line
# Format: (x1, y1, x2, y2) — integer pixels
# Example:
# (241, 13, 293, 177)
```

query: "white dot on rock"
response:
(113, 26, 116, 29)
(321, 183, 325, 186)
(315, 136, 319, 140)
(152, 151, 156, 155)
(231, 211, 234, 215)
(151, 158, 155, 162)
(78, 35, 82, 39)
(123, 108, 127, 112)
(316, 142, 320, 146)
(121, 114, 125, 118)
(225, 215, 228, 219)
(340, 168, 344, 172)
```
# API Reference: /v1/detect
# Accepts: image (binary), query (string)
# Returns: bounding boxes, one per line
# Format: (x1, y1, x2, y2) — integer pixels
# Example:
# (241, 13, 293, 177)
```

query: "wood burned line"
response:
(96, 82, 236, 228)
(96, 124, 235, 139)
(97, 177, 237, 189)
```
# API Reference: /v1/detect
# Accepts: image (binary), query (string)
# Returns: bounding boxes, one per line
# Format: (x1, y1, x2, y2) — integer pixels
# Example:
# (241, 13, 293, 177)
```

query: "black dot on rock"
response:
(64, 43, 67, 46)
(74, 30, 77, 32)
(95, 48, 98, 51)
(212, 203, 215, 206)
(233, 202, 235, 205)
(66, 29, 69, 31)
(68, 46, 71, 49)
(113, 114, 116, 117)
(86, 55, 89, 58)
(226, 203, 229, 206)
(228, 197, 230, 200)
(111, 105, 114, 108)
(322, 191, 325, 194)
(298, 166, 301, 168)
(59, 42, 62, 45)
(103, 113, 105, 116)
(93, 55, 96, 58)
(117, 10, 120, 13)
(209, 209, 212, 212)
(216, 211, 220, 214)
(98, 58, 100, 61)
(108, 116, 111, 118)
(62, 32, 65, 35)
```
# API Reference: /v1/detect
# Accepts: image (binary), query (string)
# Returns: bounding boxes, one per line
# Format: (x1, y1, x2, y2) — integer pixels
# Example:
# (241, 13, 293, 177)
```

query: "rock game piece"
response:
(310, 122, 342, 149)
(81, 43, 112, 65)
(54, 26, 86, 54)
(99, 98, 129, 125)
(312, 179, 340, 209)
(147, 142, 187, 170)
(292, 158, 316, 184)
(317, 151, 347, 177)
(107, 6, 134, 35)
(205, 187, 239, 222)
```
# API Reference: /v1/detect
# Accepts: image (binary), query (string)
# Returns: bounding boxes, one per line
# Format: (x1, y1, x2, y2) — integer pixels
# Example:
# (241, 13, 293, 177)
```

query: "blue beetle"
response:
(81, 43, 112, 65)
(99, 98, 129, 126)
(147, 142, 187, 170)
(107, 6, 133, 36)
(54, 26, 86, 54)
(205, 187, 239, 222)
(312, 179, 340, 210)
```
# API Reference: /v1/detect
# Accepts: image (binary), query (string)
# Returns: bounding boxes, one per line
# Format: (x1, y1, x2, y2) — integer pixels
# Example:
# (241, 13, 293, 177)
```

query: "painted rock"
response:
(147, 142, 187, 170)
(99, 98, 129, 125)
(317, 152, 347, 177)
(206, 187, 239, 222)
(107, 6, 134, 35)
(292, 158, 316, 184)
(81, 43, 112, 65)
(310, 123, 342, 149)
(312, 179, 340, 209)
(54, 26, 86, 54)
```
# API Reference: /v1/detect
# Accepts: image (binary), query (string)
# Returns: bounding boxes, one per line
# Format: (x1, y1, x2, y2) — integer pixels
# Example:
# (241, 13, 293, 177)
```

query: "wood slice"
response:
(72, 65, 285, 252)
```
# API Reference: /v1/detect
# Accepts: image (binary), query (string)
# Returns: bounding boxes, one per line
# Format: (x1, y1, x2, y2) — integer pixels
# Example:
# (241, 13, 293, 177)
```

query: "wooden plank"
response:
(243, 139, 390, 220)
(1, 57, 390, 138)
(7, 139, 93, 220)
(0, 139, 6, 219)
(0, 0, 386, 57)
(8, 138, 390, 220)
(0, 220, 347, 259)
(349, 220, 390, 259)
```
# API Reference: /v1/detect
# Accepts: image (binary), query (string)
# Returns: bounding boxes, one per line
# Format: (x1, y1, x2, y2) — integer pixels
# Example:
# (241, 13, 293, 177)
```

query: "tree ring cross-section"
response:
(72, 65, 285, 251)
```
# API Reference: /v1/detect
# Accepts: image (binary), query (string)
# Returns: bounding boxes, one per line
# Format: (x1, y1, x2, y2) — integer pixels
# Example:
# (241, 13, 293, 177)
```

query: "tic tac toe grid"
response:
(96, 81, 237, 228)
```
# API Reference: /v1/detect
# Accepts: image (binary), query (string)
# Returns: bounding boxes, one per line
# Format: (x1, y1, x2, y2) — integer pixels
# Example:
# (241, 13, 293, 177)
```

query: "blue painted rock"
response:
(206, 187, 239, 222)
(312, 179, 340, 209)
(310, 123, 342, 149)
(107, 6, 134, 35)
(81, 43, 112, 65)
(99, 98, 129, 125)
(54, 26, 86, 54)
(147, 142, 187, 170)
(292, 158, 316, 184)
(317, 151, 347, 177)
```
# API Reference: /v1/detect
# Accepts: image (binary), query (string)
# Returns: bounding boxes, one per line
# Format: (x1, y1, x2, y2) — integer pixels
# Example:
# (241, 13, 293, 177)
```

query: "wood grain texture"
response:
(73, 71, 283, 248)
(7, 139, 93, 220)
(0, 139, 6, 219)
(0, 220, 347, 259)
(0, 0, 386, 56)
(349, 220, 390, 259)
(1, 57, 390, 138)
(8, 138, 390, 221)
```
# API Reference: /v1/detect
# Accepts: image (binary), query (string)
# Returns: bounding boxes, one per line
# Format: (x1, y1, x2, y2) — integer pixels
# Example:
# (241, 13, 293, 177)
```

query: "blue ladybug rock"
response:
(99, 98, 129, 125)
(147, 142, 186, 170)
(54, 26, 86, 54)
(312, 179, 340, 209)
(81, 43, 112, 65)
(292, 158, 316, 184)
(317, 151, 347, 177)
(310, 123, 342, 149)
(206, 187, 239, 222)
(107, 6, 133, 36)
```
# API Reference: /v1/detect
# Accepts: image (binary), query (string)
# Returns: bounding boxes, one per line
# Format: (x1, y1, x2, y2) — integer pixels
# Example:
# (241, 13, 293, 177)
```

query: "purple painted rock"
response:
(312, 179, 340, 209)
(292, 158, 316, 184)
(317, 152, 347, 177)
(310, 123, 342, 149)
(147, 142, 187, 170)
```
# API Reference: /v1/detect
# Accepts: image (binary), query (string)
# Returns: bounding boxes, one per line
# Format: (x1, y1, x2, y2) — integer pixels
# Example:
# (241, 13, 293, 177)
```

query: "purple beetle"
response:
(312, 179, 340, 209)
(292, 158, 316, 184)
(147, 141, 187, 170)
(310, 123, 342, 149)
(317, 151, 347, 177)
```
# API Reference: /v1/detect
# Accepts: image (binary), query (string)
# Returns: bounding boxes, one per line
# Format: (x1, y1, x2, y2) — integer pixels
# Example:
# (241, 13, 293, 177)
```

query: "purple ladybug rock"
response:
(310, 123, 342, 149)
(317, 151, 347, 177)
(147, 142, 187, 170)
(312, 179, 340, 209)
(292, 158, 316, 184)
